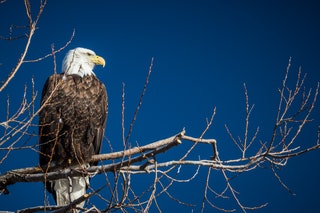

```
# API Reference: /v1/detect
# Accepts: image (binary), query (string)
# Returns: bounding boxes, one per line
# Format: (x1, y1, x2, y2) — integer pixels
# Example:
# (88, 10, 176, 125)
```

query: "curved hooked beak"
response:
(90, 55, 106, 67)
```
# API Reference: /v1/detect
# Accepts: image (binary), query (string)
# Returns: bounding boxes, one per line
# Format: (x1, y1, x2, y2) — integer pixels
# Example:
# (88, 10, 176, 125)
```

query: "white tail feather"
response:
(53, 176, 89, 209)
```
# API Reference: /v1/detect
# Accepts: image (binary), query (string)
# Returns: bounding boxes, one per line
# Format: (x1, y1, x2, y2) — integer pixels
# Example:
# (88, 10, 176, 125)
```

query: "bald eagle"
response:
(39, 47, 107, 209)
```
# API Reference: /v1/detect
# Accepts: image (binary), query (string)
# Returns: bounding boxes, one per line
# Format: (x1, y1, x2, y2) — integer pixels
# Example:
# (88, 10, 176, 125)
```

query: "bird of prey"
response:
(39, 47, 108, 210)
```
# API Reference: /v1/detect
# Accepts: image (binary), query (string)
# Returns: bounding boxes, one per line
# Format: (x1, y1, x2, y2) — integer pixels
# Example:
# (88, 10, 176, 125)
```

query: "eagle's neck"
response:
(63, 62, 96, 78)
(62, 53, 95, 78)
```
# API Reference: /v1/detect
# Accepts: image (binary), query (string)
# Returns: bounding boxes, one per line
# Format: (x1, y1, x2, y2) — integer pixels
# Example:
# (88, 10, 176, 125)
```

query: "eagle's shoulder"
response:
(40, 74, 64, 103)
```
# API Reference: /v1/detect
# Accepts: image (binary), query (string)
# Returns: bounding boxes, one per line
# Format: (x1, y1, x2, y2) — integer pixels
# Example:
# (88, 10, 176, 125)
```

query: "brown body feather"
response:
(39, 73, 107, 173)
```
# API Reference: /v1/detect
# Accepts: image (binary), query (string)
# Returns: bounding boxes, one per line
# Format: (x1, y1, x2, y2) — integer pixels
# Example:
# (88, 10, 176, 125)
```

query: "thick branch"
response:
(91, 129, 185, 163)
(0, 130, 190, 194)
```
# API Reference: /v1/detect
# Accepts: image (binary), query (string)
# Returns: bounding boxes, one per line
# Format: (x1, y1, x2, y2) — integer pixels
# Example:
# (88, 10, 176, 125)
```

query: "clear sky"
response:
(0, 0, 320, 212)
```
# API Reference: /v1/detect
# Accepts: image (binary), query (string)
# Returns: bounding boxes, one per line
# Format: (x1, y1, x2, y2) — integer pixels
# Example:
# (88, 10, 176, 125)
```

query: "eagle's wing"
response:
(93, 83, 108, 162)
(39, 74, 62, 168)
(84, 77, 108, 166)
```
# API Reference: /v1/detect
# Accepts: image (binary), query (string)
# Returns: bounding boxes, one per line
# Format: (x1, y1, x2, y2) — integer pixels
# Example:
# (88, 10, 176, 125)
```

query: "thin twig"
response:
(124, 57, 154, 147)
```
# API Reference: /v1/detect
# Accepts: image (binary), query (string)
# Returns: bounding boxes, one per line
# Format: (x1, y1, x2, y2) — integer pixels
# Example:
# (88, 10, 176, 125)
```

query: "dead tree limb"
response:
(0, 0, 47, 92)
(1, 128, 319, 197)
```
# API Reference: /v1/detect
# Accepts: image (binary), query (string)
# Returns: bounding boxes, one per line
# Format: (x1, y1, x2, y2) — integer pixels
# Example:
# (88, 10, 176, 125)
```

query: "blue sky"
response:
(1, 0, 320, 212)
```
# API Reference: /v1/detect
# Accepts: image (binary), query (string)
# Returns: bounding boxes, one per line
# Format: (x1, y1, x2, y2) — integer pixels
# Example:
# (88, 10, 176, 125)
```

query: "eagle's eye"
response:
(87, 52, 93, 56)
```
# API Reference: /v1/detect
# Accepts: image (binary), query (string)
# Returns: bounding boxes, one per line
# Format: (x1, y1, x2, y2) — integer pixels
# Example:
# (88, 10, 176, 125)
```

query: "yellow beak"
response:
(90, 55, 106, 67)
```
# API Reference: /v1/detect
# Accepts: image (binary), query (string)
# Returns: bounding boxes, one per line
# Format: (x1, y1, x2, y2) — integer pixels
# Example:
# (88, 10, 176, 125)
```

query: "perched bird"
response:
(39, 47, 108, 210)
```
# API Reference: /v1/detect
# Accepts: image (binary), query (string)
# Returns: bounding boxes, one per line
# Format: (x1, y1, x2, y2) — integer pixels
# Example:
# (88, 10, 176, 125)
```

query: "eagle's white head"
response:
(62, 47, 106, 77)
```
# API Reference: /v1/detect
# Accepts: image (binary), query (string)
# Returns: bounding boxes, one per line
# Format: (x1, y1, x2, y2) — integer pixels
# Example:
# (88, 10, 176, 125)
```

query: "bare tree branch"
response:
(23, 29, 75, 63)
(123, 57, 154, 148)
(0, 0, 47, 92)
